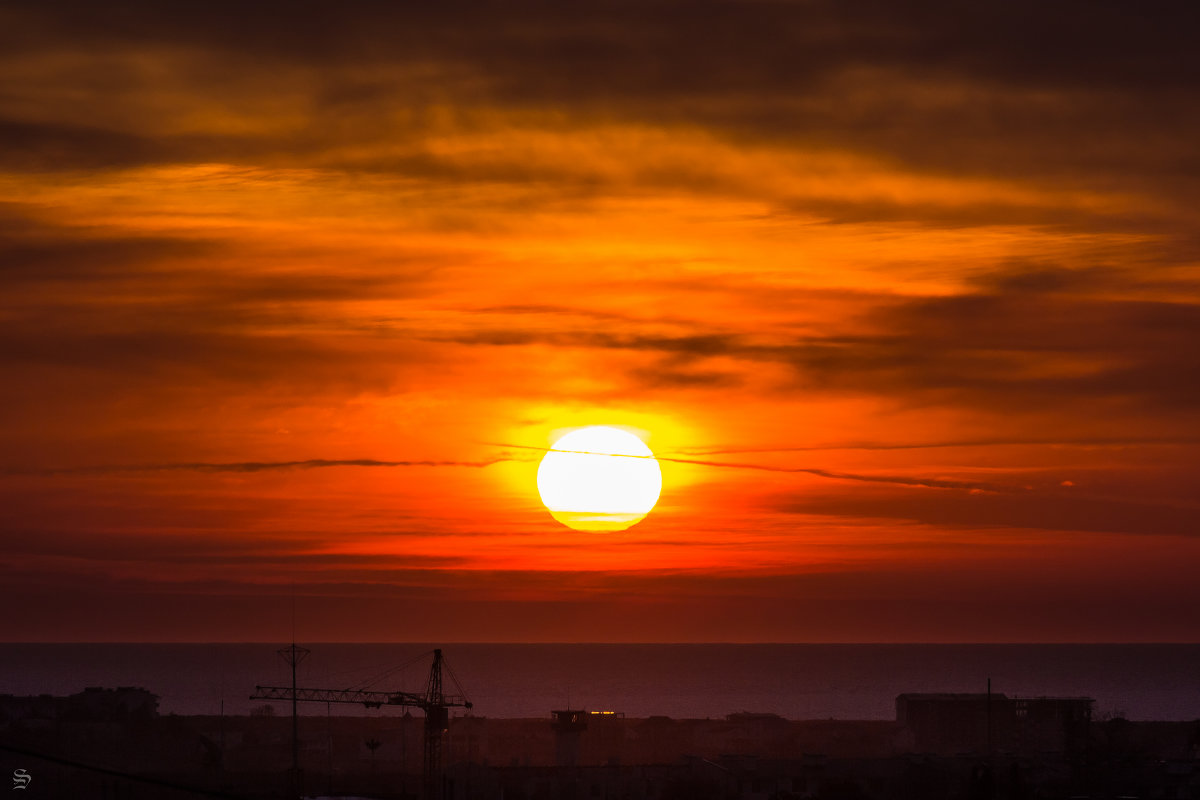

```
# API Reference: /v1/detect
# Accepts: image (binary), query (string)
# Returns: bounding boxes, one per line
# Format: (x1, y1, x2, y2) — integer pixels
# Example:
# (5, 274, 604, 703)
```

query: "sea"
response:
(1, 644, 1197, 722)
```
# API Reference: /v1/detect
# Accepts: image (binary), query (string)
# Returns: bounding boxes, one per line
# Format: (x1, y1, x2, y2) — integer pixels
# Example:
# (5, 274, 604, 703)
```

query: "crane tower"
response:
(251, 647, 471, 800)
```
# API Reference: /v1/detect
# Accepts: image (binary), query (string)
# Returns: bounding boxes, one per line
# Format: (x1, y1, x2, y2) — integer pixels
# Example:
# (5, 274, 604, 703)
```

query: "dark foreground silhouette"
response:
(2, 688, 1198, 799)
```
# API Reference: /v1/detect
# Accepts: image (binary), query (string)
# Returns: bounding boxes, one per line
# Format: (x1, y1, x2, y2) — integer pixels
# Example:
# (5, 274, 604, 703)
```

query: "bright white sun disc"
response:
(536, 426, 663, 532)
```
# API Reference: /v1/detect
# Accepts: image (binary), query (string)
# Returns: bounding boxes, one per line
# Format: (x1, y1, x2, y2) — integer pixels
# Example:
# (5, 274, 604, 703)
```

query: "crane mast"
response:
(423, 648, 447, 800)
(251, 647, 470, 800)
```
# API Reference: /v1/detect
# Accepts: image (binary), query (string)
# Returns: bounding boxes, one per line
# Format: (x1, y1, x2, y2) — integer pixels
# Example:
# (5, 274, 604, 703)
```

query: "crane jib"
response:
(250, 647, 471, 800)
(249, 685, 471, 709)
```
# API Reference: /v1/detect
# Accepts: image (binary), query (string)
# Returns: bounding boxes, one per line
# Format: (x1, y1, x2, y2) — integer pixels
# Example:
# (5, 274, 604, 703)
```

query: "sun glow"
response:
(536, 426, 663, 531)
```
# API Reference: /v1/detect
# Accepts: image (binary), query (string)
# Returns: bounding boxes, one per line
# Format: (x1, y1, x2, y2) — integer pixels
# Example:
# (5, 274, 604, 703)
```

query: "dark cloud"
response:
(0, 217, 220, 284)
(6, 457, 514, 476)
(492, 443, 1014, 492)
(8, 2, 1197, 93)
(834, 291, 1200, 413)
(434, 330, 743, 358)
(0, 527, 474, 577)
(3, 1, 1197, 222)
(0, 544, 468, 579)
(7, 446, 1013, 493)
(431, 280, 1200, 417)
(670, 458, 1013, 492)
(778, 486, 1200, 539)
(3, 559, 1198, 642)
(970, 264, 1125, 295)
(0, 326, 357, 377)
(0, 213, 448, 399)
(0, 117, 172, 171)
(0, 527, 317, 560)
(630, 367, 743, 390)
(0, 205, 444, 301)
(678, 436, 1200, 455)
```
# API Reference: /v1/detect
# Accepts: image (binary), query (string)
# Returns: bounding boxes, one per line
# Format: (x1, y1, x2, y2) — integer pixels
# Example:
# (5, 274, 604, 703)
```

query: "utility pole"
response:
(987, 677, 996, 800)
(218, 695, 225, 788)
(327, 700, 334, 797)
(279, 643, 310, 798)
(987, 677, 992, 756)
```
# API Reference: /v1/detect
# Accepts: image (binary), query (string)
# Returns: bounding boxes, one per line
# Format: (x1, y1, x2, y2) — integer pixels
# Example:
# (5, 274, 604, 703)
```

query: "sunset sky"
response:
(2, 2, 1198, 643)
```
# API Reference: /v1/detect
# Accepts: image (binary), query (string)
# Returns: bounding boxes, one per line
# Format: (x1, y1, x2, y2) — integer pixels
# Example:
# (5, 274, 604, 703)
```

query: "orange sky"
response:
(1, 2, 1198, 642)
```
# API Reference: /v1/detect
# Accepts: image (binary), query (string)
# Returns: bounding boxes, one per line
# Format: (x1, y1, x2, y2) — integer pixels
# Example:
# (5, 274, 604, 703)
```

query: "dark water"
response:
(1, 643, 1196, 721)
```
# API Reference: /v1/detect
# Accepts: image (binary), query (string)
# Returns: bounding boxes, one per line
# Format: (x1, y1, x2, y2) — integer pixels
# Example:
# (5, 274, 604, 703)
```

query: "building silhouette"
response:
(896, 692, 1092, 756)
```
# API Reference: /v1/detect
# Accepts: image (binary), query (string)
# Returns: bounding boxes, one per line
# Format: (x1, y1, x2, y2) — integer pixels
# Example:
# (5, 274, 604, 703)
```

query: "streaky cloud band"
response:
(486, 443, 1015, 493)
(6, 448, 1010, 492)
(4, 457, 517, 476)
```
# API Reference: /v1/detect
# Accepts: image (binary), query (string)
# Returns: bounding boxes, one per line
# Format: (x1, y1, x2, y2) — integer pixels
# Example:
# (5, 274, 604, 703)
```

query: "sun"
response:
(537, 426, 663, 531)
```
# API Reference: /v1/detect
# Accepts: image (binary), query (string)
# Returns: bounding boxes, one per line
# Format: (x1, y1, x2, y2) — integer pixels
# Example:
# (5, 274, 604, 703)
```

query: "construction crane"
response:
(251, 648, 472, 800)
